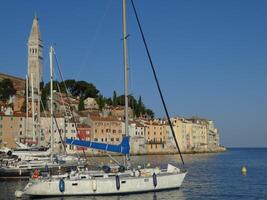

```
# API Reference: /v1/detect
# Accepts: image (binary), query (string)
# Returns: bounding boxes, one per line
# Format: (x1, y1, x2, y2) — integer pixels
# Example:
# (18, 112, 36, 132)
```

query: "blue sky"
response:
(0, 0, 267, 147)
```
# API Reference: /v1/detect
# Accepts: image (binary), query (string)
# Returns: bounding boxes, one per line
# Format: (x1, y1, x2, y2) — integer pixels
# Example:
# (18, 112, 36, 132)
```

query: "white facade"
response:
(84, 97, 99, 110)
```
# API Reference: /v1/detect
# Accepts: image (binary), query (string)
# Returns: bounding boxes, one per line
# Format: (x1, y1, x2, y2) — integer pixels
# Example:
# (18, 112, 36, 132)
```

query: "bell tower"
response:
(28, 15, 43, 92)
(27, 15, 43, 145)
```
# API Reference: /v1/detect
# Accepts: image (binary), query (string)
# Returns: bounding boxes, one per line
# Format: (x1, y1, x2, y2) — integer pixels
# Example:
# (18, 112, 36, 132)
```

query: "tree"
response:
(0, 79, 16, 102)
(112, 91, 117, 106)
(145, 109, 154, 119)
(96, 95, 105, 111)
(78, 98, 85, 111)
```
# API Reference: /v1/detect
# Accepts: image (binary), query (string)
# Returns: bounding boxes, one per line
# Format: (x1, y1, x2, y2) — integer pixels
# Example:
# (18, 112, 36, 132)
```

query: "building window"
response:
(111, 138, 114, 142)
(113, 130, 116, 134)
(116, 138, 119, 141)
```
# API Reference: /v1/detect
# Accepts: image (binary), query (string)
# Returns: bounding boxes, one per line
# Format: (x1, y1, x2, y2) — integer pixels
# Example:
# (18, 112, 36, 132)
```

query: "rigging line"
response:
(53, 114, 67, 154)
(77, 0, 113, 77)
(53, 49, 87, 161)
(130, 0, 185, 165)
(54, 79, 68, 116)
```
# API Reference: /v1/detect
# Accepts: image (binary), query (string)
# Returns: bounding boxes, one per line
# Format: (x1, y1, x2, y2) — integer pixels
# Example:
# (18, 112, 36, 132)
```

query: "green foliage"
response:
(38, 79, 154, 118)
(96, 95, 105, 111)
(78, 98, 85, 111)
(110, 92, 154, 118)
(112, 91, 117, 106)
(0, 79, 16, 102)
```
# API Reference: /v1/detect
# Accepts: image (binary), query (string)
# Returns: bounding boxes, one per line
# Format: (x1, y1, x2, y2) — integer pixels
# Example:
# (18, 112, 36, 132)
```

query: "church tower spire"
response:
(28, 15, 43, 92)
(27, 15, 43, 145)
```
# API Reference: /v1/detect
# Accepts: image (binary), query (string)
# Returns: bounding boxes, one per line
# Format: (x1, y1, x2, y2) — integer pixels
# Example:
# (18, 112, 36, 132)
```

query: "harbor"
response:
(1, 149, 267, 200)
(0, 0, 266, 199)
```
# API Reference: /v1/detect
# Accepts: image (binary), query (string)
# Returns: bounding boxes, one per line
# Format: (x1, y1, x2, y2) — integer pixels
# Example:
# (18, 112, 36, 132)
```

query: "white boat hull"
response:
(24, 170, 186, 196)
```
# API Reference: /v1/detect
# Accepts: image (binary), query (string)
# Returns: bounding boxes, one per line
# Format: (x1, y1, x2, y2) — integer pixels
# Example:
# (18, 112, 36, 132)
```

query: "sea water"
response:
(1, 148, 267, 200)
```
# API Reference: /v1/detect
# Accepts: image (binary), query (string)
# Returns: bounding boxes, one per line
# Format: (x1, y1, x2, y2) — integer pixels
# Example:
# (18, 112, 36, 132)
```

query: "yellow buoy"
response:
(241, 166, 247, 175)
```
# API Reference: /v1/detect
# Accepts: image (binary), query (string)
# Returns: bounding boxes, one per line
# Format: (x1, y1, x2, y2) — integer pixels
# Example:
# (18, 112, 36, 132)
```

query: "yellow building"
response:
(89, 115, 123, 145)
(144, 120, 168, 154)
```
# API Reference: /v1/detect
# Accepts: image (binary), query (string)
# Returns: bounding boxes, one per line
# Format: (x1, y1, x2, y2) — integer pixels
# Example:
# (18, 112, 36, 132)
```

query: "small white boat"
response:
(23, 164, 186, 197)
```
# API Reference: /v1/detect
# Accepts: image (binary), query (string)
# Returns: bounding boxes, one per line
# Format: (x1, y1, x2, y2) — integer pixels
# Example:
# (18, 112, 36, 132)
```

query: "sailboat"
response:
(18, 0, 187, 197)
(1, 48, 85, 180)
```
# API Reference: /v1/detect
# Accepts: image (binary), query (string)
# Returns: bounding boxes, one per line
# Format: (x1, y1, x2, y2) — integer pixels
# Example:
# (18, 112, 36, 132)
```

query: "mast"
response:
(49, 46, 54, 160)
(31, 73, 35, 144)
(122, 0, 130, 163)
(37, 80, 41, 146)
(26, 75, 29, 144)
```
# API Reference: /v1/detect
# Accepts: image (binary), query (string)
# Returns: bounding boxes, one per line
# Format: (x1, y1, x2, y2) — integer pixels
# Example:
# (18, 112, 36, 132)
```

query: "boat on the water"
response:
(22, 164, 186, 197)
(18, 0, 187, 197)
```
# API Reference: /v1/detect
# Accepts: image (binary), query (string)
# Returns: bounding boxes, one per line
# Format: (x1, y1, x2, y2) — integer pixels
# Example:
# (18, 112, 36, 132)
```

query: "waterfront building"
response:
(88, 115, 123, 145)
(0, 113, 25, 148)
(206, 120, 220, 150)
(143, 120, 168, 154)
(169, 117, 191, 152)
(123, 121, 146, 154)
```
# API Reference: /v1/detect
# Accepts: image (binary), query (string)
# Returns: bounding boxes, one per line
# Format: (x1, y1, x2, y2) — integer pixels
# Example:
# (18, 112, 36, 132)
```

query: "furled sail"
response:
(65, 136, 130, 155)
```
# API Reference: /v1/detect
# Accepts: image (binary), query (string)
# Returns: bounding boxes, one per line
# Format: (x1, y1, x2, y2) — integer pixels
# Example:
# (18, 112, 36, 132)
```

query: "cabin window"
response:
(121, 181, 126, 184)
(72, 183, 78, 186)
(144, 178, 149, 182)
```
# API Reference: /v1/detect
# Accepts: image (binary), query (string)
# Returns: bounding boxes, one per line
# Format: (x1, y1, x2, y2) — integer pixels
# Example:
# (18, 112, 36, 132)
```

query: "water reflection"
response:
(35, 190, 186, 200)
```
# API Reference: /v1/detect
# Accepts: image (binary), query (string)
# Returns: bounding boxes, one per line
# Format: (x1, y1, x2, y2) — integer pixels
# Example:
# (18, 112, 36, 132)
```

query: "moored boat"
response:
(18, 0, 187, 197)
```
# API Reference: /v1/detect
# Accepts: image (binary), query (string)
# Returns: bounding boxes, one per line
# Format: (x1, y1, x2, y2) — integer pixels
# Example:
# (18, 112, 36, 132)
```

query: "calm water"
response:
(1, 148, 267, 200)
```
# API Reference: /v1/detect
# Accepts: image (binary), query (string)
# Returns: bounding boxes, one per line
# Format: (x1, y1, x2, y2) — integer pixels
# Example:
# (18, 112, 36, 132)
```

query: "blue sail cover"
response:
(65, 136, 130, 155)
